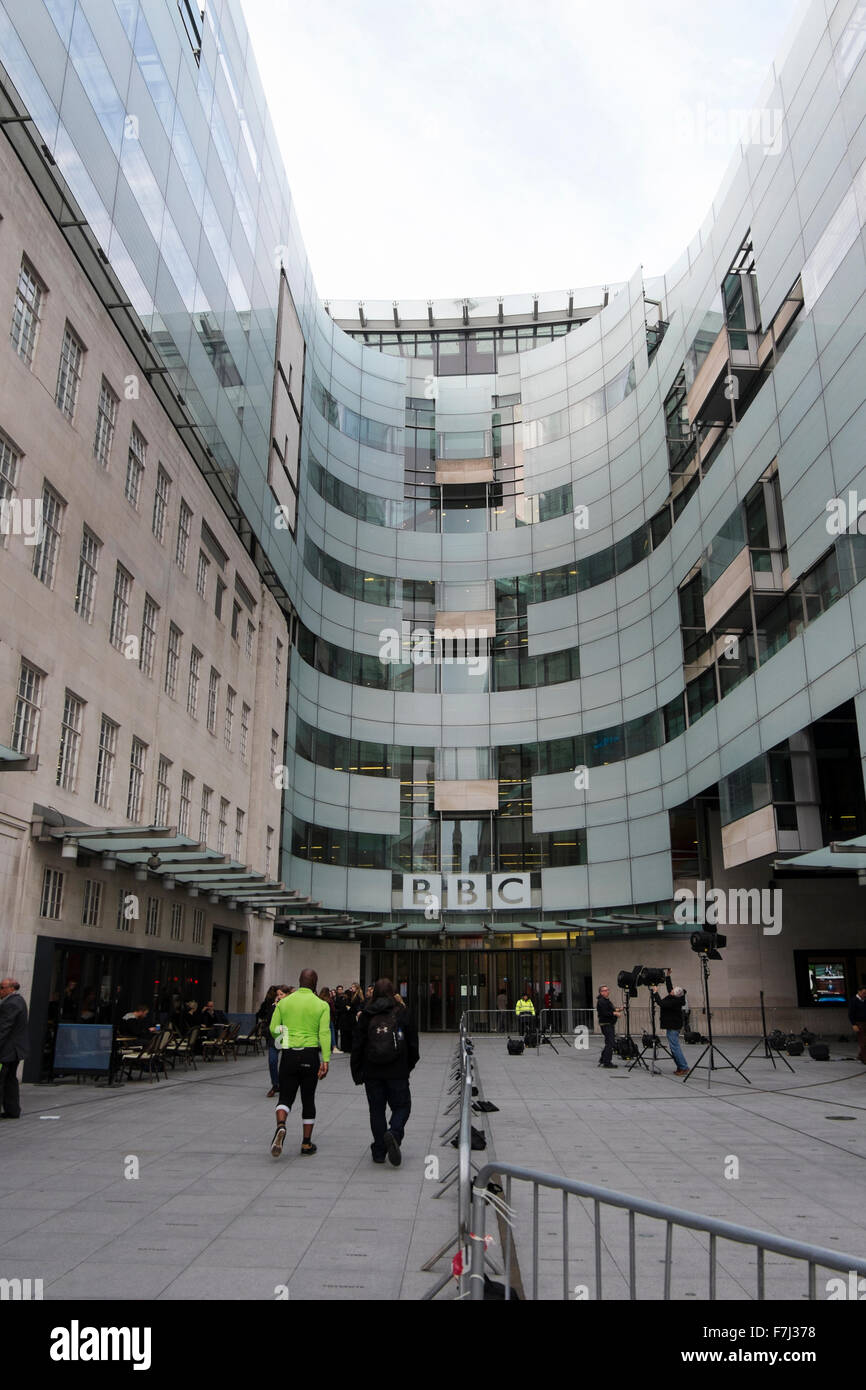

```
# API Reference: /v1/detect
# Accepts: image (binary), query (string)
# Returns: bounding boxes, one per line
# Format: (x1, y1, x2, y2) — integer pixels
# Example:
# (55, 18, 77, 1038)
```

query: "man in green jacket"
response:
(269, 968, 331, 1157)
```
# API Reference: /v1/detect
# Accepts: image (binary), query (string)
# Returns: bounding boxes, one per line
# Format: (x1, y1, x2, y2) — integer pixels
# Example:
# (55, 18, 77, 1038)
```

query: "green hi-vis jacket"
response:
(269, 988, 332, 1061)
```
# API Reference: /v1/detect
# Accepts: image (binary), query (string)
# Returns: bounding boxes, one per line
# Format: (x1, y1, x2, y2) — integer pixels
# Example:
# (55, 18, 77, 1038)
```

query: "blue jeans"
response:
(667, 1030, 688, 1070)
(364, 1077, 411, 1158)
(268, 1044, 280, 1089)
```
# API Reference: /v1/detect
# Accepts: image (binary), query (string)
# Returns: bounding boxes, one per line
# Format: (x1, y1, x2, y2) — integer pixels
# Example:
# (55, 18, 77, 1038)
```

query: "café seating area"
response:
(116, 1018, 267, 1083)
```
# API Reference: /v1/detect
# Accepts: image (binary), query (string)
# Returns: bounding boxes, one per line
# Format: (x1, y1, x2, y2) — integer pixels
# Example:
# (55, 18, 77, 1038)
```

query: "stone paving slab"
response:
(1, 1032, 863, 1300)
(0, 1038, 461, 1301)
(468, 1035, 866, 1300)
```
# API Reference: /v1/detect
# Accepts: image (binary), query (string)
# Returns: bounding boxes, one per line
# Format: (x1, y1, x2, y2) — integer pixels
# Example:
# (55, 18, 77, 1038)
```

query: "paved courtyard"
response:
(0, 1032, 864, 1300)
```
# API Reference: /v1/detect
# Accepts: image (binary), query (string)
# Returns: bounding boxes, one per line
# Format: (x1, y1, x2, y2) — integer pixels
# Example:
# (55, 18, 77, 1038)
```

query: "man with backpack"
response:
(351, 977, 419, 1166)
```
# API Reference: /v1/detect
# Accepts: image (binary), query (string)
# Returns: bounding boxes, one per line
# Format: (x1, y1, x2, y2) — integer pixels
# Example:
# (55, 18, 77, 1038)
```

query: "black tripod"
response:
(620, 990, 649, 1071)
(740, 990, 794, 1074)
(629, 988, 672, 1074)
(682, 956, 751, 1086)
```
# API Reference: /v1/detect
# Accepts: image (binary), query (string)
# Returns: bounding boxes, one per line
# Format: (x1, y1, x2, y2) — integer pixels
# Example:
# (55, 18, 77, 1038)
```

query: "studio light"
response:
(690, 930, 726, 960)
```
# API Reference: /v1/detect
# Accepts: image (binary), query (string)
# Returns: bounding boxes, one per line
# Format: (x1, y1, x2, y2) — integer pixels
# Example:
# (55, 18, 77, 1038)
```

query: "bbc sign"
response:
(402, 874, 531, 912)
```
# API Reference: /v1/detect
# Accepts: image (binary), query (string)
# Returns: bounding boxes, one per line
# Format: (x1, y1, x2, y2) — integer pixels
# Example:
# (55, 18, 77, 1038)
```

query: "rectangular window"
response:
(275, 637, 283, 688)
(231, 600, 241, 640)
(199, 785, 211, 844)
(224, 687, 235, 750)
(265, 825, 274, 876)
(234, 807, 245, 861)
(125, 426, 146, 508)
(145, 897, 161, 937)
(154, 754, 172, 824)
(40, 867, 64, 919)
(176, 499, 192, 571)
(94, 714, 118, 808)
(270, 728, 279, 777)
(179, 770, 193, 836)
(240, 701, 250, 760)
(55, 323, 84, 420)
(170, 902, 185, 942)
(192, 908, 205, 945)
(218, 796, 229, 853)
(82, 879, 102, 928)
(109, 564, 132, 649)
(187, 647, 201, 717)
(140, 595, 159, 677)
(165, 622, 182, 698)
(93, 378, 118, 468)
(116, 886, 133, 933)
(215, 576, 226, 621)
(56, 689, 85, 791)
(245, 619, 255, 658)
(10, 257, 44, 364)
(127, 736, 147, 820)
(74, 527, 100, 621)
(31, 484, 64, 588)
(152, 465, 171, 543)
(0, 433, 20, 545)
(12, 659, 42, 754)
(206, 667, 220, 733)
(195, 549, 209, 599)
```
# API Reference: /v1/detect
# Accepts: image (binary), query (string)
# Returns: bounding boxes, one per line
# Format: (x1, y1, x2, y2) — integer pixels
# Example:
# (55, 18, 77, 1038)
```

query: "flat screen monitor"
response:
(53, 1022, 114, 1074)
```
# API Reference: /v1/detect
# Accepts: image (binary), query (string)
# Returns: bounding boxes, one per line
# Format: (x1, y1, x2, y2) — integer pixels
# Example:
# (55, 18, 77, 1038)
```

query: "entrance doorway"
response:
(361, 947, 587, 1031)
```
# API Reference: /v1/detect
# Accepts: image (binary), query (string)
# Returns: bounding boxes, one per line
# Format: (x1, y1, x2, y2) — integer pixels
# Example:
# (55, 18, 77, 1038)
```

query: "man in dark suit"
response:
(0, 978, 30, 1118)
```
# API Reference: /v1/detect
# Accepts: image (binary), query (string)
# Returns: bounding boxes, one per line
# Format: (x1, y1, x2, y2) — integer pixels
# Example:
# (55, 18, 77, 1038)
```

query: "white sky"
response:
(240, 0, 806, 301)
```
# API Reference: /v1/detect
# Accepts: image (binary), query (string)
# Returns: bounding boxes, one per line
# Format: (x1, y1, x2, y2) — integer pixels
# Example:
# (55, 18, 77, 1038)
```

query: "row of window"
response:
(311, 373, 401, 454)
(295, 620, 579, 694)
(12, 663, 269, 862)
(6, 250, 262, 643)
(307, 453, 573, 533)
(290, 817, 587, 873)
(40, 868, 205, 943)
(344, 321, 585, 374)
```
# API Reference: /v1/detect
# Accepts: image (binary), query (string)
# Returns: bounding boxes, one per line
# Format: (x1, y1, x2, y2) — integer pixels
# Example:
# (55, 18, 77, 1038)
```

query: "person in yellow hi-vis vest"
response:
(515, 990, 536, 1039)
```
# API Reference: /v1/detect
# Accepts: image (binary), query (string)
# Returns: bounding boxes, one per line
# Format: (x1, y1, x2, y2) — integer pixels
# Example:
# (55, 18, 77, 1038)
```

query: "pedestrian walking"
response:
(351, 977, 419, 1165)
(0, 978, 29, 1118)
(259, 985, 285, 1097)
(269, 970, 331, 1157)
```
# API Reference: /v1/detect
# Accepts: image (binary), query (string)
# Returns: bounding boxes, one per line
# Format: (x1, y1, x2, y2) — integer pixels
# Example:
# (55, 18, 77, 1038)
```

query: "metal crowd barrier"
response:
(468, 1161, 866, 1300)
(421, 1015, 486, 1299)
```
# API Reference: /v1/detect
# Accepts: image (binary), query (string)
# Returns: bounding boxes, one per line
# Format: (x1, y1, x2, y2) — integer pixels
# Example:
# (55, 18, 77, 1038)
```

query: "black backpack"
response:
(366, 1008, 407, 1065)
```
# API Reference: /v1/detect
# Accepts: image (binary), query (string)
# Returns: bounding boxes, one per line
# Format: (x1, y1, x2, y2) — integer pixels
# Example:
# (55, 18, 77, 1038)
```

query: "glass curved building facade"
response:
(3, 0, 866, 1024)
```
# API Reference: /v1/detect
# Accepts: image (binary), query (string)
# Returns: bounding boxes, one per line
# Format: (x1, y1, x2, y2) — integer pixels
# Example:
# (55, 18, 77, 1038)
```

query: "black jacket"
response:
(0, 992, 29, 1063)
(596, 995, 617, 1027)
(849, 993, 866, 1026)
(351, 999, 419, 1083)
(656, 979, 686, 1030)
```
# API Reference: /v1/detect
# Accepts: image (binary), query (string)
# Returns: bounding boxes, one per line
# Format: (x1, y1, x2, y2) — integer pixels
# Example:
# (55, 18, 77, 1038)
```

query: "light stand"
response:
(620, 988, 648, 1070)
(682, 956, 751, 1086)
(739, 989, 794, 1074)
(629, 987, 672, 1074)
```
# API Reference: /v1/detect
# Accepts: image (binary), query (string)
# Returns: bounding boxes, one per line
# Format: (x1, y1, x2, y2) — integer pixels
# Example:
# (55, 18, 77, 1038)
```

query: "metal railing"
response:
(421, 1016, 482, 1299)
(468, 1160, 866, 1300)
(461, 1007, 595, 1040)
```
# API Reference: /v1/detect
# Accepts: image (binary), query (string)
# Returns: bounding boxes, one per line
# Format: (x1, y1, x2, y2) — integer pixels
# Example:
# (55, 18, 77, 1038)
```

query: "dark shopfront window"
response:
(33, 940, 210, 1080)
